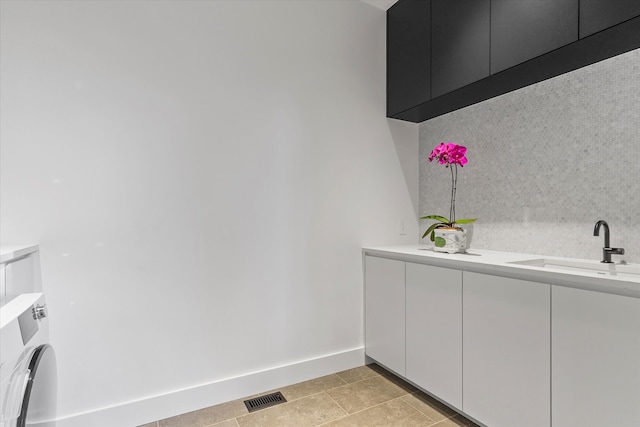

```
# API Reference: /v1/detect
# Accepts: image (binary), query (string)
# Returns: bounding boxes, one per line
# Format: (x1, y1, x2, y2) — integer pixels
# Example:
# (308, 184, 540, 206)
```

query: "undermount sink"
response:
(508, 258, 640, 278)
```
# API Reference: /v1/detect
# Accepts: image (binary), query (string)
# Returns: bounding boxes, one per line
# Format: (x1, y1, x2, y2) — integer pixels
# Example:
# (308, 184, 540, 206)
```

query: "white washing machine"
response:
(1, 247, 56, 427)
(0, 293, 56, 427)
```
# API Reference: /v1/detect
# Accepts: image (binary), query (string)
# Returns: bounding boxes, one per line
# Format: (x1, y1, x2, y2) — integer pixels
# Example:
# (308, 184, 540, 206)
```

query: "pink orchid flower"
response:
(428, 142, 468, 166)
(448, 144, 467, 167)
(421, 142, 476, 238)
(428, 142, 448, 162)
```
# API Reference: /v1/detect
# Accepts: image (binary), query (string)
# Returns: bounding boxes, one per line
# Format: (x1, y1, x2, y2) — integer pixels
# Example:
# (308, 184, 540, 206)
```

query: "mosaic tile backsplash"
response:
(419, 48, 640, 263)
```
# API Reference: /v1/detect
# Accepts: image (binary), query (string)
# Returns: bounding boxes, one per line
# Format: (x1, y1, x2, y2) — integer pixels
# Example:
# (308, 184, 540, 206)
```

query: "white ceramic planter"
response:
(433, 228, 468, 254)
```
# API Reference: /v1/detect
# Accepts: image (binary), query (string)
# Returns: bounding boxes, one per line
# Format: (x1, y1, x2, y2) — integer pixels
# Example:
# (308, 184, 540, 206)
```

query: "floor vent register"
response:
(243, 391, 287, 412)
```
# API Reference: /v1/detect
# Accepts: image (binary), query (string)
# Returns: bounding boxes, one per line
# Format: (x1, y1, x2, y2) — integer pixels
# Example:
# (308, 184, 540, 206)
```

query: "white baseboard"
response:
(55, 346, 365, 427)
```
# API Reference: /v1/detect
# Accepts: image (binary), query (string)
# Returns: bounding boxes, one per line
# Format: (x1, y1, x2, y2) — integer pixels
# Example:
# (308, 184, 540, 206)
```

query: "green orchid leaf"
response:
(434, 236, 446, 247)
(420, 215, 450, 223)
(453, 218, 477, 224)
(422, 222, 444, 239)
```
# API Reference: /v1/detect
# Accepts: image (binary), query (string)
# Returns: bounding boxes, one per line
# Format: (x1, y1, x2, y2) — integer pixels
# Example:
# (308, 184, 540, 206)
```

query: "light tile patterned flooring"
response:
(140, 364, 480, 427)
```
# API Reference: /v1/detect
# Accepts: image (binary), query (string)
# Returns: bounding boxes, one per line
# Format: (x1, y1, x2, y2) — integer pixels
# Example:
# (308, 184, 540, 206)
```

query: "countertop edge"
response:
(0, 244, 40, 264)
(362, 246, 640, 299)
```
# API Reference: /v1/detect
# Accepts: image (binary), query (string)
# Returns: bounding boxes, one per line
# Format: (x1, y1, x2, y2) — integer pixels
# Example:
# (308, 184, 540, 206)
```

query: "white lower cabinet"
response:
(406, 263, 462, 409)
(364, 253, 639, 427)
(552, 286, 640, 427)
(462, 272, 551, 427)
(364, 256, 405, 376)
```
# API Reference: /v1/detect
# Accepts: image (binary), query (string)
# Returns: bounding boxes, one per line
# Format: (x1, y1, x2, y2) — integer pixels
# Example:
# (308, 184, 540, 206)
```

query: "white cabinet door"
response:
(552, 286, 640, 427)
(364, 256, 405, 376)
(406, 262, 462, 409)
(463, 272, 550, 427)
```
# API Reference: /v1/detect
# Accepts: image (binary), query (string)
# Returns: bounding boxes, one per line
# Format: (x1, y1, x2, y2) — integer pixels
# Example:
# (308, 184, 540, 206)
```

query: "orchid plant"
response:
(421, 142, 477, 241)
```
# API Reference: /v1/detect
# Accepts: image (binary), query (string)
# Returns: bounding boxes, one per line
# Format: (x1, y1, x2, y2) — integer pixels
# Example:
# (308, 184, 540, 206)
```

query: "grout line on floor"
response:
(206, 418, 239, 427)
(253, 372, 351, 405)
(316, 393, 422, 427)
(322, 390, 350, 420)
(333, 371, 350, 384)
(339, 370, 381, 384)
(323, 369, 385, 393)
(402, 391, 462, 423)
(333, 368, 377, 384)
(331, 373, 350, 386)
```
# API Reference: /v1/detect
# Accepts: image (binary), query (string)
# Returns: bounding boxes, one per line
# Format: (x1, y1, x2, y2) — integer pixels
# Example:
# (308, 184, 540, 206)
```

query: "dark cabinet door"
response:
(491, 0, 579, 74)
(580, 0, 640, 38)
(431, 0, 490, 98)
(387, 0, 430, 117)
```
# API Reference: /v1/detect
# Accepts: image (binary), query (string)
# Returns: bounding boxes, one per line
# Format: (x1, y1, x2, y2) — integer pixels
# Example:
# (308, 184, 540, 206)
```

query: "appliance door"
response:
(17, 344, 57, 427)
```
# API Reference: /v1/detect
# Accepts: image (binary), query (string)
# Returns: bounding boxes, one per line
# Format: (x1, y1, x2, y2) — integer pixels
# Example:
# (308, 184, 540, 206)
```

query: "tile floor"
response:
(139, 364, 480, 427)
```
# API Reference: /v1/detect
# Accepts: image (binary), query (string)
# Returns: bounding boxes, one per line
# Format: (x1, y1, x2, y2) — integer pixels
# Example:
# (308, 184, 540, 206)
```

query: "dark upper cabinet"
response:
(580, 0, 640, 38)
(431, 0, 490, 98)
(491, 0, 579, 74)
(387, 0, 640, 122)
(387, 0, 430, 117)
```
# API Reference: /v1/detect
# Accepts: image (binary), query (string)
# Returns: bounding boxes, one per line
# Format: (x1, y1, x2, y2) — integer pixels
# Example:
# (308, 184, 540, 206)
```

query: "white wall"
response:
(0, 1, 418, 425)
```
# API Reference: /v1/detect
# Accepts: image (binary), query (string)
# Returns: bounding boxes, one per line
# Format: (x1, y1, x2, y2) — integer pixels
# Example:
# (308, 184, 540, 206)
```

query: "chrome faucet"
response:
(593, 220, 625, 263)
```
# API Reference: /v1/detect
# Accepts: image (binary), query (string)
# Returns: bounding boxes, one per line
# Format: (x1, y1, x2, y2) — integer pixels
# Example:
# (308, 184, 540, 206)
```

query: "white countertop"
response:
(0, 292, 43, 329)
(362, 245, 640, 298)
(0, 244, 39, 264)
